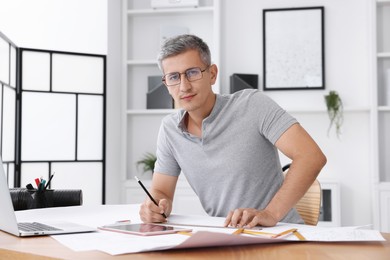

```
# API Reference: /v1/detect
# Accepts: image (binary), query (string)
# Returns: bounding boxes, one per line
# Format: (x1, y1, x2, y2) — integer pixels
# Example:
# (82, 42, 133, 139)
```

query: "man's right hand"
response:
(138, 172, 177, 223)
(139, 198, 169, 223)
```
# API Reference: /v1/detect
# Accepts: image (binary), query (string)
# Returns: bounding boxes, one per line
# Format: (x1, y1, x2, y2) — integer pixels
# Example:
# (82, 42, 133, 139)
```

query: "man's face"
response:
(161, 49, 217, 113)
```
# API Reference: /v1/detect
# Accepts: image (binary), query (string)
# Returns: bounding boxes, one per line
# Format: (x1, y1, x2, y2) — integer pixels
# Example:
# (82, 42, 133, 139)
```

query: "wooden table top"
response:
(1, 230, 389, 259)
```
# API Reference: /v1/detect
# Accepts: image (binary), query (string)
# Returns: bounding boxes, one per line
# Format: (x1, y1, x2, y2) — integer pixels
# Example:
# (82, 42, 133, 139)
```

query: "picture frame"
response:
(263, 7, 325, 90)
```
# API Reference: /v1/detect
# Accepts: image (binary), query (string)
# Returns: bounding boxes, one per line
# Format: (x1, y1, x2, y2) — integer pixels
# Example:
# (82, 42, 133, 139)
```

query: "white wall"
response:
(222, 0, 373, 227)
(0, 0, 377, 226)
(0, 0, 107, 54)
(0, 0, 123, 204)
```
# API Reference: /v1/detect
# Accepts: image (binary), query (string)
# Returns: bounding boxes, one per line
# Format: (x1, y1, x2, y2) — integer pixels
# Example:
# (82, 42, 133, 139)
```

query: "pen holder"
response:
(30, 190, 55, 209)
(9, 188, 83, 210)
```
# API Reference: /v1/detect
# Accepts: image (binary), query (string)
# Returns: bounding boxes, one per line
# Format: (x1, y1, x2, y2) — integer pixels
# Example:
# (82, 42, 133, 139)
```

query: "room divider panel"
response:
(0, 31, 17, 188)
(0, 31, 106, 205)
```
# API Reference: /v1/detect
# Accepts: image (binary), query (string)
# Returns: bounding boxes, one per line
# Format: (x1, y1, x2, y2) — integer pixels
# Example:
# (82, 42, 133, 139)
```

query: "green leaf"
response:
(324, 90, 343, 138)
(136, 152, 157, 174)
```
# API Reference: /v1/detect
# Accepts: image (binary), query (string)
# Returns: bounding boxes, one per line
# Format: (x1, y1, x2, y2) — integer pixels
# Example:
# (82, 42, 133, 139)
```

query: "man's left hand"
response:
(223, 208, 278, 228)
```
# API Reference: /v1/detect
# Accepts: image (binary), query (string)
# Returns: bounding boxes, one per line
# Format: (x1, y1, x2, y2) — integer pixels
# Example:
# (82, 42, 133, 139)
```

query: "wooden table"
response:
(0, 230, 389, 259)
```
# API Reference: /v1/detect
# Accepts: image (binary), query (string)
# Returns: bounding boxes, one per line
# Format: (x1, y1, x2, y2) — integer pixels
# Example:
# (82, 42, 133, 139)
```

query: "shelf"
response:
(127, 109, 176, 115)
(378, 52, 390, 58)
(127, 60, 157, 66)
(126, 107, 371, 115)
(127, 6, 214, 16)
(124, 176, 191, 186)
(287, 106, 370, 113)
(378, 106, 390, 111)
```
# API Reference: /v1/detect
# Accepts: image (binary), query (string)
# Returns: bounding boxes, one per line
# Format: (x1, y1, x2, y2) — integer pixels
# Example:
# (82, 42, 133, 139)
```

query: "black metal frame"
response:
(0, 30, 18, 182)
(0, 31, 106, 204)
(263, 6, 325, 91)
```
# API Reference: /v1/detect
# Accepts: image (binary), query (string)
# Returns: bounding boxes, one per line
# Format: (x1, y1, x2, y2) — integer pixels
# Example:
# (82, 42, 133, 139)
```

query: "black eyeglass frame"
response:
(162, 66, 209, 87)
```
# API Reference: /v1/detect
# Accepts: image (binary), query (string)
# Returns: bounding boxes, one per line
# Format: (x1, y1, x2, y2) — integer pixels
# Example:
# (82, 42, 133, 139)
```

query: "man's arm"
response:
(264, 123, 327, 223)
(224, 123, 327, 227)
(139, 172, 178, 223)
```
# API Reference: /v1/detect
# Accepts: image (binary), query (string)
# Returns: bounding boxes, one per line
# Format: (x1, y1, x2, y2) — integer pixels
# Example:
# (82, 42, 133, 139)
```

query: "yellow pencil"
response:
(232, 228, 244, 235)
(272, 228, 297, 238)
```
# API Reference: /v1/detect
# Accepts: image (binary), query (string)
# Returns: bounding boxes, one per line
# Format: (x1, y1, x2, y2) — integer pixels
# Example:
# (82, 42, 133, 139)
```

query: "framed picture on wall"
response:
(263, 7, 325, 90)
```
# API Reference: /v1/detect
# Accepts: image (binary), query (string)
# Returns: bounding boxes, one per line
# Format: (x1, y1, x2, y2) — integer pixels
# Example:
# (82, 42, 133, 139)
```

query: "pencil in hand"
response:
(135, 176, 167, 218)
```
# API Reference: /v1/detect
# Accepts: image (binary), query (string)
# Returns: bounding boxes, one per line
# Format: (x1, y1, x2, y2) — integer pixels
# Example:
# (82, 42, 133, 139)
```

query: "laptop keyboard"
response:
(18, 222, 62, 232)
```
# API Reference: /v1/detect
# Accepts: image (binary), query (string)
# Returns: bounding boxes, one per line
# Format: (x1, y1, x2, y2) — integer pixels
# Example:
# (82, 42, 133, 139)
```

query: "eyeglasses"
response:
(162, 66, 209, 86)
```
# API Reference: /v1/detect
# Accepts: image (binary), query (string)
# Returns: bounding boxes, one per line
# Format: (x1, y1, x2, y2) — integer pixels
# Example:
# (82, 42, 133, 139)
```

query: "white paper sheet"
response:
(167, 214, 226, 227)
(52, 226, 385, 255)
(15, 205, 386, 255)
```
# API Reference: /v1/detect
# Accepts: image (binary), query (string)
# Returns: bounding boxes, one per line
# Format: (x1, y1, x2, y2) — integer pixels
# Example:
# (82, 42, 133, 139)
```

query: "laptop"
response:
(0, 158, 96, 237)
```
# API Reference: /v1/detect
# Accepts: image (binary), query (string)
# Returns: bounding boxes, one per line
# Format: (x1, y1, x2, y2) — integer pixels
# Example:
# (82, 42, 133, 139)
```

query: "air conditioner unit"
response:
(151, 0, 199, 9)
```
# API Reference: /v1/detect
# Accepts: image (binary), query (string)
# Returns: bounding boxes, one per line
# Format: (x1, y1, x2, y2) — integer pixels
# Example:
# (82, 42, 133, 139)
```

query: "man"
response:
(139, 34, 327, 228)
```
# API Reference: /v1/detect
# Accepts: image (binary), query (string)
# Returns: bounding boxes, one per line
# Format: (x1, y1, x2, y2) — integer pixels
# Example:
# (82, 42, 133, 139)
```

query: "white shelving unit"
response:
(121, 0, 221, 209)
(371, 0, 390, 232)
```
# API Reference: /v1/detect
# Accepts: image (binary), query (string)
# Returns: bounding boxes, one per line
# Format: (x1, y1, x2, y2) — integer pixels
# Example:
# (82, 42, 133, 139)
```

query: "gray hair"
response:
(157, 34, 211, 71)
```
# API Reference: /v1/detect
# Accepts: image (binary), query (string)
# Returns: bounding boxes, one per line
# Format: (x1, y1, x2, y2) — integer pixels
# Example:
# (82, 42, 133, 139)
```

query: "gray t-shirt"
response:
(154, 89, 303, 223)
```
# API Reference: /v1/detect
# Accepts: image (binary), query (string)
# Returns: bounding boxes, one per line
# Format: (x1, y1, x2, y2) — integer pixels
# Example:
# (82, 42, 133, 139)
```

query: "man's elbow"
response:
(316, 151, 327, 172)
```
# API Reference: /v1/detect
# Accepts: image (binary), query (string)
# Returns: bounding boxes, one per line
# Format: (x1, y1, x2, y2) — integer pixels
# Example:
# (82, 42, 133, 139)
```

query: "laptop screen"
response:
(0, 157, 22, 236)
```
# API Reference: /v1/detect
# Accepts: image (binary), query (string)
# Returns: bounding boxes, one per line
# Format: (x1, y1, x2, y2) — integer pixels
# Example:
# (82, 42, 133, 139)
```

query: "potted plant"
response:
(324, 90, 343, 138)
(136, 152, 157, 174)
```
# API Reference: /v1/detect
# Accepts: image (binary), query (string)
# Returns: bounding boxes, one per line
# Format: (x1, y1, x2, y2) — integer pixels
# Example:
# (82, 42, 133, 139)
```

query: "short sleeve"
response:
(253, 93, 298, 144)
(154, 118, 181, 177)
